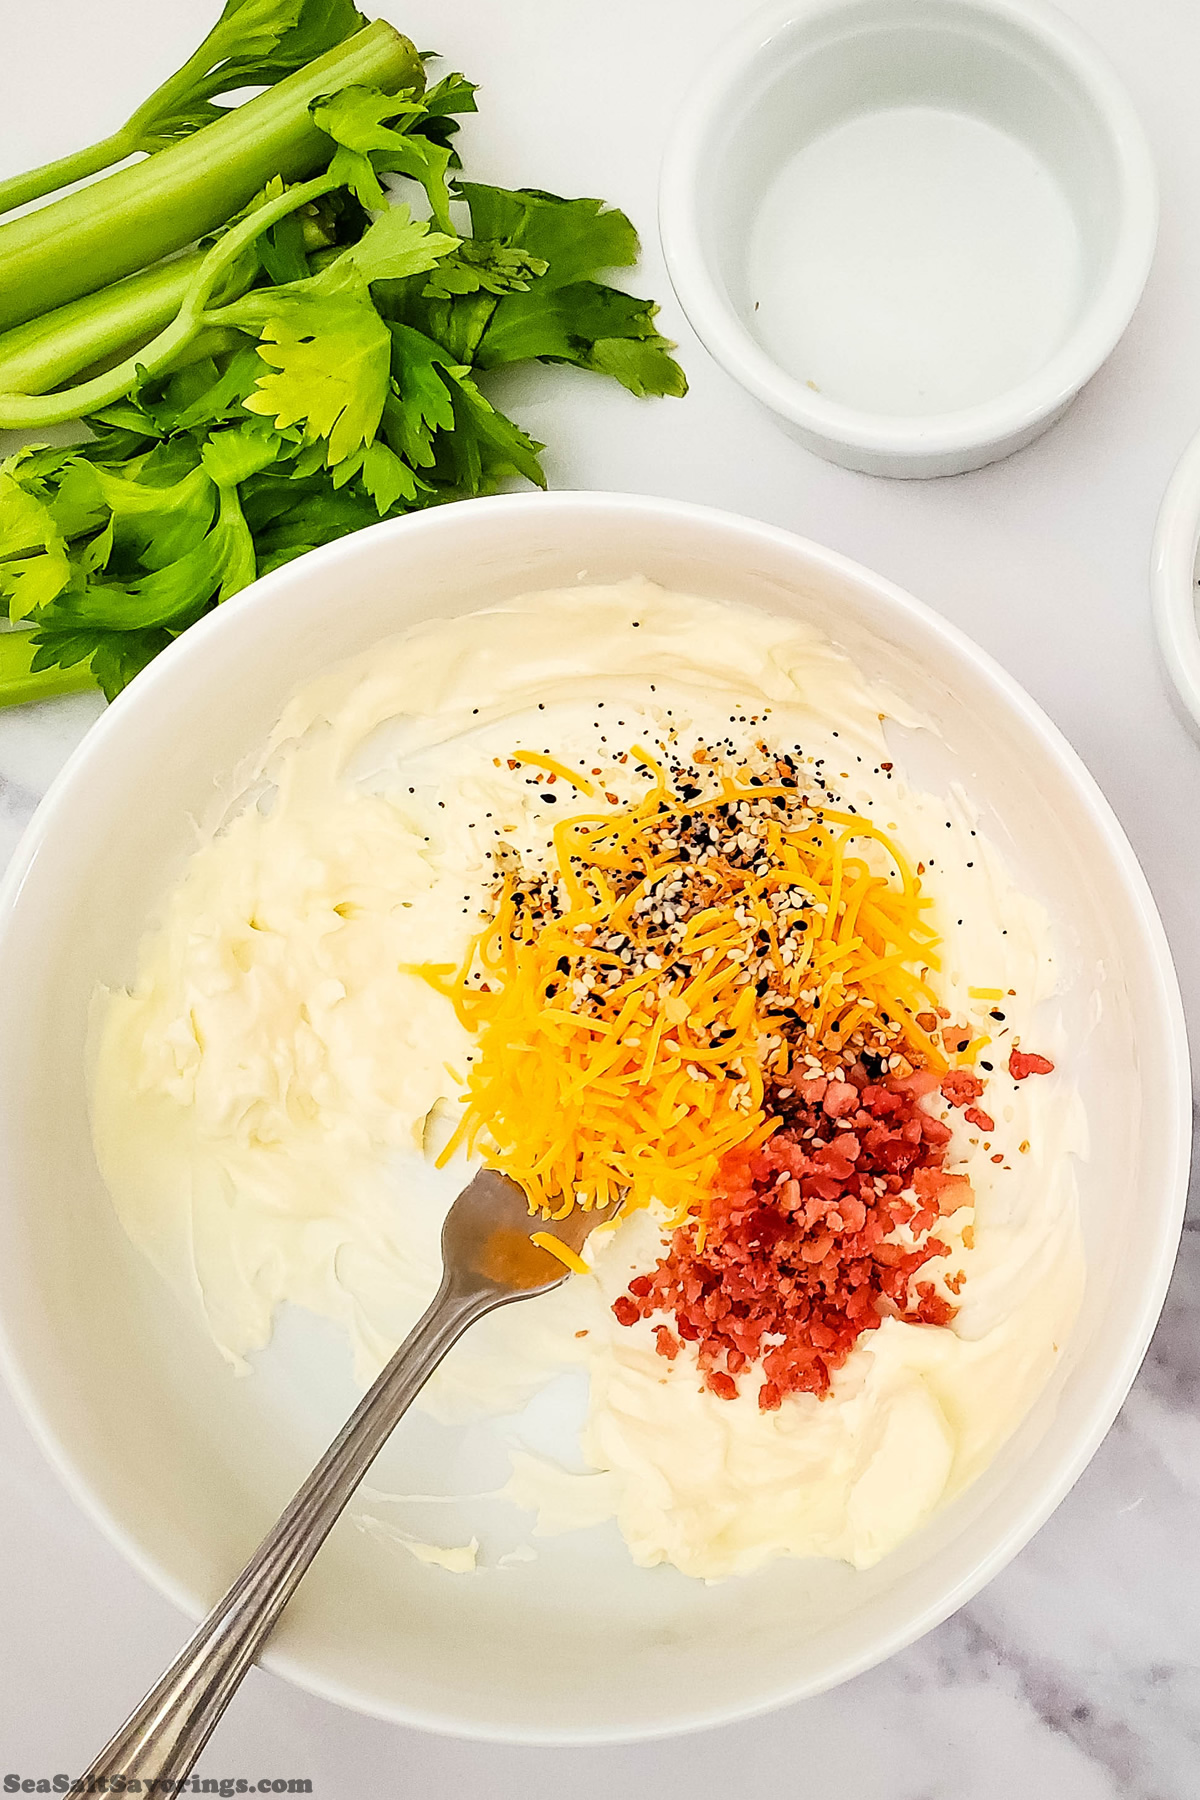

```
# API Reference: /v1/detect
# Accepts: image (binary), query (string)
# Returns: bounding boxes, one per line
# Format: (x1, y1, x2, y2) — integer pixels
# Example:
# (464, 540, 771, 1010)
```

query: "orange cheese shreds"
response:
(432, 766, 944, 1225)
(530, 1231, 592, 1275)
(509, 751, 596, 794)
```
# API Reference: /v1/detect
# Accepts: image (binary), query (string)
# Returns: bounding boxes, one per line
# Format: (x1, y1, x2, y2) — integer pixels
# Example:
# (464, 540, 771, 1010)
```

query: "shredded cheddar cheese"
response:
(423, 753, 948, 1228)
(509, 751, 596, 794)
(530, 1231, 592, 1275)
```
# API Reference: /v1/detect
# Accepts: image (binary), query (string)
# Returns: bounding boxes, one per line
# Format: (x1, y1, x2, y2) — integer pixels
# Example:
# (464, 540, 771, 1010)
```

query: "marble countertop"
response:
(2, 1, 1199, 1794)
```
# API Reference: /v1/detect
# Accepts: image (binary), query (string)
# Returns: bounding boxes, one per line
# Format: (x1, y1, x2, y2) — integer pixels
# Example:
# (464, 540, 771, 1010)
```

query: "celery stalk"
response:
(0, 136, 131, 220)
(0, 251, 254, 397)
(0, 630, 99, 707)
(0, 174, 336, 429)
(0, 20, 421, 334)
(0, 0, 369, 217)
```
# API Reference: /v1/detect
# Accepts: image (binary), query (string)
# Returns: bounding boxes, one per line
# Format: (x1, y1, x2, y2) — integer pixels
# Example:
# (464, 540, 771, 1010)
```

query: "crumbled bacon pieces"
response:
(963, 1104, 995, 1132)
(1009, 1048, 1055, 1080)
(614, 1066, 969, 1408)
(822, 1079, 859, 1119)
(941, 1069, 985, 1106)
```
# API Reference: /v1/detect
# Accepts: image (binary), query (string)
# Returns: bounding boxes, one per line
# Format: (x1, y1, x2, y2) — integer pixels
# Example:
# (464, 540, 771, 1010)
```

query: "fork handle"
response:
(78, 1275, 488, 1788)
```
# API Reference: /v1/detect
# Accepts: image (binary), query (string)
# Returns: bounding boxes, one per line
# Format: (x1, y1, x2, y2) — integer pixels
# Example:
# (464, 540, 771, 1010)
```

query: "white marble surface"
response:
(3, 0, 1200, 1792)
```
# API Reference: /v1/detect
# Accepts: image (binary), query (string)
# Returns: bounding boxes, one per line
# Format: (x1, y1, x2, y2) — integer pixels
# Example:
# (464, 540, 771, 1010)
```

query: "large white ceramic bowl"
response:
(0, 493, 1188, 1742)
(659, 0, 1158, 477)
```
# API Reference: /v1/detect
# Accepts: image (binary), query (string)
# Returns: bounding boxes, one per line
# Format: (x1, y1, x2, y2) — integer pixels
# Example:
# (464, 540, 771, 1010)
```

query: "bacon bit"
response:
(941, 1069, 985, 1106)
(962, 1224, 976, 1249)
(963, 1104, 995, 1132)
(910, 1281, 955, 1327)
(913, 1168, 972, 1213)
(823, 1080, 859, 1118)
(891, 1067, 940, 1099)
(1009, 1048, 1055, 1080)
(915, 1010, 939, 1032)
(991, 1152, 1004, 1164)
(945, 1270, 966, 1295)
(614, 1067, 967, 1408)
(604, 791, 619, 804)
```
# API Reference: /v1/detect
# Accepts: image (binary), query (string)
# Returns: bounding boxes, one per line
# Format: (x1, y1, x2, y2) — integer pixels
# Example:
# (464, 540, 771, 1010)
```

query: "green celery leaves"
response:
(311, 85, 454, 229)
(127, 0, 370, 149)
(243, 279, 394, 465)
(0, 65, 685, 705)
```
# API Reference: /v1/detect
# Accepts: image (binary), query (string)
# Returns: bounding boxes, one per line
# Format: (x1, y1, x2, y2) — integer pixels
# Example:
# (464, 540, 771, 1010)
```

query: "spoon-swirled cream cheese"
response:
(91, 580, 1084, 1577)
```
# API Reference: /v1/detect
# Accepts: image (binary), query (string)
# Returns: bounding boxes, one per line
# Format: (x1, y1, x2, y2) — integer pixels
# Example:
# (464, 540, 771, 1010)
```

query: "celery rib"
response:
(0, 630, 99, 708)
(0, 175, 335, 429)
(0, 21, 421, 334)
(0, 254, 209, 398)
(0, 134, 132, 219)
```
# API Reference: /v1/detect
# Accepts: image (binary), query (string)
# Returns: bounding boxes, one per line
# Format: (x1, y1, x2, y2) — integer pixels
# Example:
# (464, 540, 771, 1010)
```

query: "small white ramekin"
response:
(1151, 427, 1200, 736)
(659, 0, 1158, 478)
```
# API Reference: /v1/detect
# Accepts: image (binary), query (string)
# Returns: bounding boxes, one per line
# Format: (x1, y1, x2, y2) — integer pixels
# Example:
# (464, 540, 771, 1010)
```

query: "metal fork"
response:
(78, 1170, 610, 1787)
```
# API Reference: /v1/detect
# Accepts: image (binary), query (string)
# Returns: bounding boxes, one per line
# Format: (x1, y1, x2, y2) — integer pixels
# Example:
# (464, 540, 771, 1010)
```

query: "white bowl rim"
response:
(1151, 424, 1200, 735)
(0, 489, 1189, 1743)
(658, 0, 1160, 461)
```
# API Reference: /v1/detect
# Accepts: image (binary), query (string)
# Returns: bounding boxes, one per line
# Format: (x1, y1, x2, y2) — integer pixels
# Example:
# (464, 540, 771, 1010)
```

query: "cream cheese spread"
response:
(91, 580, 1084, 1577)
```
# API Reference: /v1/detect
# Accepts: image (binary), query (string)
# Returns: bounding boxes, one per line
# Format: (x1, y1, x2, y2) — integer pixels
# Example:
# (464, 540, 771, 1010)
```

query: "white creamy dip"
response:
(91, 581, 1085, 1578)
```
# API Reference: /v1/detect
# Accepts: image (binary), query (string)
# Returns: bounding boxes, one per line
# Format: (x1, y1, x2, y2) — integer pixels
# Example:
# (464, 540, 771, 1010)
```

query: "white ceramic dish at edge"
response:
(659, 0, 1158, 478)
(0, 493, 1188, 1743)
(1151, 425, 1200, 738)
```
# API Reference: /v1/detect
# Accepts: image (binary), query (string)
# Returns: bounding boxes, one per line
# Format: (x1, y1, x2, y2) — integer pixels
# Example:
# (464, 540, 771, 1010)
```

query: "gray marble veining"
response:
(0, 690, 104, 870)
